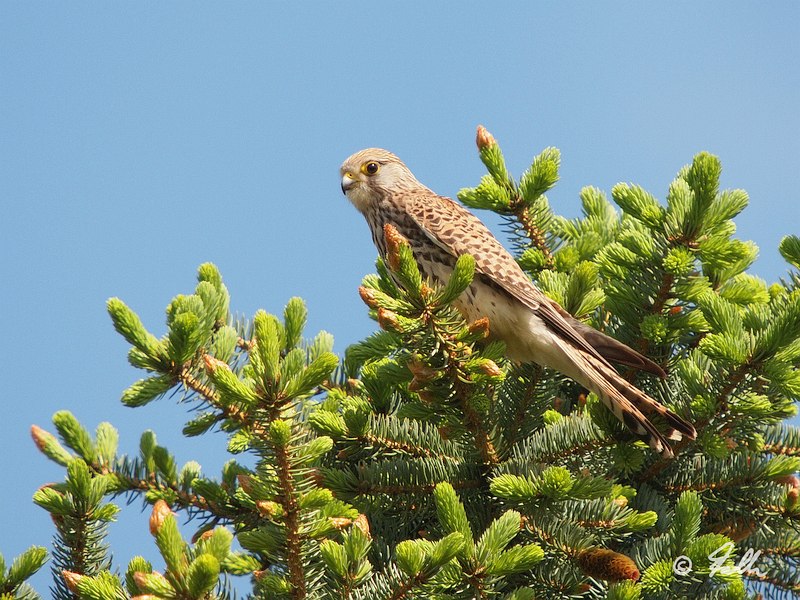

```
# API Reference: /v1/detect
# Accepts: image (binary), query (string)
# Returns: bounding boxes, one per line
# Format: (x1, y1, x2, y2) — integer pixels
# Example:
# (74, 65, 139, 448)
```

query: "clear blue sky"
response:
(1, 2, 798, 592)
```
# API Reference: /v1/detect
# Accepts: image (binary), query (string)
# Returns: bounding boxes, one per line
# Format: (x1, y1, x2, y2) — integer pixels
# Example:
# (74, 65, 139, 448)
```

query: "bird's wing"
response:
(405, 192, 620, 369)
(405, 193, 667, 377)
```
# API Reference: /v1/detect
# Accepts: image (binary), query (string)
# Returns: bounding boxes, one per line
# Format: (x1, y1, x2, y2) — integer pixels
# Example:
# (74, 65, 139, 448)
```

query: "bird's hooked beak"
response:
(341, 171, 357, 194)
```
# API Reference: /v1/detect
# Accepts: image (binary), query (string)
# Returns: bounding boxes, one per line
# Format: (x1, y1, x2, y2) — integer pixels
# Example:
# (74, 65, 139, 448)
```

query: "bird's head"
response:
(340, 148, 422, 212)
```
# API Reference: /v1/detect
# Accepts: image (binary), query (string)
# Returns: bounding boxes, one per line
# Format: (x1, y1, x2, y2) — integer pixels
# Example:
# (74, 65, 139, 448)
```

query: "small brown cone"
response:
(576, 548, 640, 582)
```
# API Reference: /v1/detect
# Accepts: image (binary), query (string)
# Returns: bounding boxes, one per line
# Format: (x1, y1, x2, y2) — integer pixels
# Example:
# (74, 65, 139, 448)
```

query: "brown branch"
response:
(387, 573, 428, 600)
(460, 398, 499, 465)
(178, 366, 219, 402)
(762, 443, 800, 457)
(521, 516, 581, 558)
(179, 359, 270, 438)
(660, 476, 755, 494)
(513, 201, 554, 269)
(537, 436, 618, 464)
(364, 478, 483, 497)
(430, 317, 499, 465)
(743, 569, 800, 593)
(275, 440, 306, 599)
(88, 460, 247, 523)
(359, 432, 459, 462)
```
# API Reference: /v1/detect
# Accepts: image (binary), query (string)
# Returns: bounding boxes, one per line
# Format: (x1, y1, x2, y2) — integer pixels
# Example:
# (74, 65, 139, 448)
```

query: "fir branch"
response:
(521, 516, 582, 558)
(367, 478, 483, 497)
(274, 440, 306, 599)
(418, 292, 499, 466)
(81, 453, 247, 526)
(511, 203, 555, 270)
(763, 423, 800, 457)
(179, 362, 252, 428)
(358, 431, 458, 462)
(638, 363, 749, 482)
(765, 444, 800, 458)
(507, 413, 615, 466)
(624, 271, 675, 380)
(386, 572, 428, 600)
(503, 364, 546, 450)
(743, 569, 800, 595)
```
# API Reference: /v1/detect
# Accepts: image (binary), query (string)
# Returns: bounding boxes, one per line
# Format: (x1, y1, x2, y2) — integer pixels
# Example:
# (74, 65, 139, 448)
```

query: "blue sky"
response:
(1, 2, 798, 592)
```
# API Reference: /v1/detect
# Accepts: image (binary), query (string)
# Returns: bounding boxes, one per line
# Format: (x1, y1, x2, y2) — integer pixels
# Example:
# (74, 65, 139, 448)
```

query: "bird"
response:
(339, 146, 696, 457)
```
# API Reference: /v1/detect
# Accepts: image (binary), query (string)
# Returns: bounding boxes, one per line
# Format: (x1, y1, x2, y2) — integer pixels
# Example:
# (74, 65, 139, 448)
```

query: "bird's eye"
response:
(362, 162, 380, 175)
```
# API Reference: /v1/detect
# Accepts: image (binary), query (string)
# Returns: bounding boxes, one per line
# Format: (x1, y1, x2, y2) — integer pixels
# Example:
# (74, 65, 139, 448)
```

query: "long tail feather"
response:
(577, 353, 696, 458)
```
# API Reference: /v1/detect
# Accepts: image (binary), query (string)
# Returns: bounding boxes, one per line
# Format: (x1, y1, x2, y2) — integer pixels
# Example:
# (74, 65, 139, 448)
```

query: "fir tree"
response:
(5, 128, 800, 599)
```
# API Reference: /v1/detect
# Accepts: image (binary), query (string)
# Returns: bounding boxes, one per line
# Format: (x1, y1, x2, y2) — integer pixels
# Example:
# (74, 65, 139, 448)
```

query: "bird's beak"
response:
(341, 172, 356, 194)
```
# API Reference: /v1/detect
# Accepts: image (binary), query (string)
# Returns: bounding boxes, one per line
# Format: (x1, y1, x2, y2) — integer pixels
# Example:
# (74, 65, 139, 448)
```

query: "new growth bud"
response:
(329, 517, 352, 529)
(407, 356, 438, 389)
(477, 359, 503, 378)
(383, 224, 409, 272)
(256, 500, 282, 518)
(203, 354, 228, 374)
(774, 473, 800, 507)
(132, 572, 148, 588)
(476, 125, 497, 150)
(377, 308, 401, 332)
(149, 499, 174, 535)
(62, 570, 84, 593)
(358, 286, 380, 309)
(237, 473, 254, 495)
(468, 317, 491, 338)
(354, 513, 371, 539)
(197, 529, 215, 541)
(30, 425, 53, 452)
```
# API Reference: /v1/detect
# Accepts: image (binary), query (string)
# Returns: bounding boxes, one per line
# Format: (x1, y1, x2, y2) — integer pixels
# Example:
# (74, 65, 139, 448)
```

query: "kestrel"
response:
(340, 148, 696, 457)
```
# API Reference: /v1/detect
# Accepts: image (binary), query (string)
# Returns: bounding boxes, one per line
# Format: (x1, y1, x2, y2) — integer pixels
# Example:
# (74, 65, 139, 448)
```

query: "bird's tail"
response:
(576, 353, 696, 458)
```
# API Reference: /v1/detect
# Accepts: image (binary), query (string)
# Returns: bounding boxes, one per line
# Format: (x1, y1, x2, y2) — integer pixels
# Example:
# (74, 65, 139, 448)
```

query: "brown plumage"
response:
(340, 148, 696, 457)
